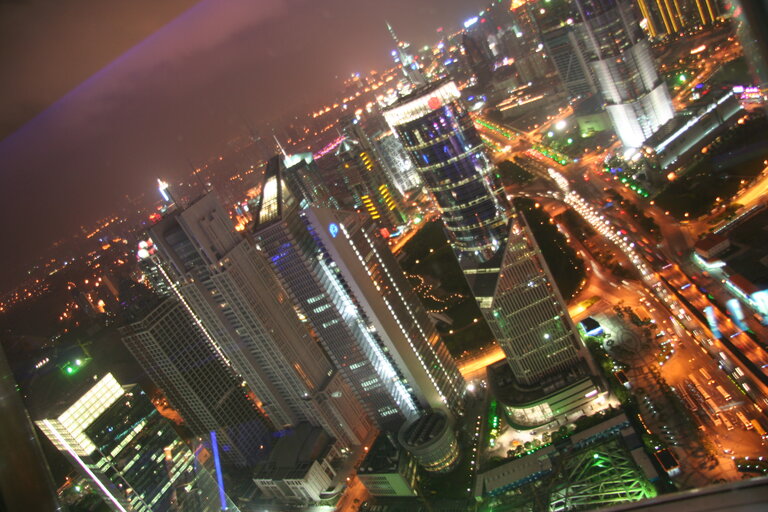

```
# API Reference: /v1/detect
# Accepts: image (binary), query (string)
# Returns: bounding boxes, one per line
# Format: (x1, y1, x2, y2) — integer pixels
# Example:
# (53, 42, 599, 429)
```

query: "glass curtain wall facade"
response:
(575, 0, 674, 148)
(251, 172, 415, 429)
(145, 193, 372, 450)
(483, 217, 593, 386)
(35, 373, 237, 512)
(333, 138, 405, 231)
(384, 81, 599, 427)
(732, 0, 768, 96)
(277, 153, 340, 210)
(304, 207, 466, 416)
(636, 0, 720, 37)
(532, 0, 597, 98)
(383, 81, 509, 262)
(372, 128, 423, 194)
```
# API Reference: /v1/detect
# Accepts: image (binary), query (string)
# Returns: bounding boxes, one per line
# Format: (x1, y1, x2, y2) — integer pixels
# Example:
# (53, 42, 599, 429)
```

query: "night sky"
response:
(0, 0, 487, 292)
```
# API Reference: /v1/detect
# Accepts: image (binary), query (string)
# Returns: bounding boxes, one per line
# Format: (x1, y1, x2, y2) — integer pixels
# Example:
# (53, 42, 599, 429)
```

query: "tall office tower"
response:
(250, 164, 465, 427)
(635, 0, 677, 36)
(278, 153, 339, 209)
(574, 0, 674, 148)
(34, 372, 238, 512)
(635, 0, 719, 37)
(372, 129, 422, 194)
(507, 1, 556, 83)
(136, 238, 173, 297)
(732, 0, 768, 97)
(462, 32, 494, 85)
(145, 193, 373, 450)
(382, 81, 509, 262)
(386, 22, 426, 87)
(694, 0, 720, 24)
(384, 81, 598, 428)
(305, 207, 466, 414)
(479, 213, 598, 427)
(343, 113, 422, 195)
(336, 123, 406, 230)
(462, 0, 516, 64)
(533, 0, 598, 98)
(119, 291, 272, 468)
(332, 139, 367, 207)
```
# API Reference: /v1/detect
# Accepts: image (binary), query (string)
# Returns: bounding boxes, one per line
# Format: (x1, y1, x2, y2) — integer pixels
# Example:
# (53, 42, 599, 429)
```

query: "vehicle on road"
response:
(736, 411, 753, 430)
(699, 368, 715, 385)
(716, 385, 732, 401)
(751, 419, 767, 440)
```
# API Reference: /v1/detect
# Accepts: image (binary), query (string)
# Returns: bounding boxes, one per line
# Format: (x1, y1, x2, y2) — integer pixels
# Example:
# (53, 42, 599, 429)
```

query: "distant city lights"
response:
(463, 17, 479, 29)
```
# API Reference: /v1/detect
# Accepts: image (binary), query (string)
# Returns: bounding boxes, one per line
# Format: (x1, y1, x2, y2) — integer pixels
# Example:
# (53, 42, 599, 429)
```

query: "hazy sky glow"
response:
(0, 0, 487, 291)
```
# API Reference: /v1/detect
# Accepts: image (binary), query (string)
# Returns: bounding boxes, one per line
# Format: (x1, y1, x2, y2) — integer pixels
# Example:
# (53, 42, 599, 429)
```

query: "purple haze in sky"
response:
(0, 0, 487, 291)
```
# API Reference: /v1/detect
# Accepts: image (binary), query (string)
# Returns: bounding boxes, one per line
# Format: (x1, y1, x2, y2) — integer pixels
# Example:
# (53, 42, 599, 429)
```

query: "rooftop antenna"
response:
(273, 134, 288, 159)
(386, 21, 400, 45)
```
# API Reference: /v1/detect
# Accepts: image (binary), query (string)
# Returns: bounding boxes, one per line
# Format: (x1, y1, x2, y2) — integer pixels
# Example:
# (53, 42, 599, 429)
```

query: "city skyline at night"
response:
(0, 0, 490, 293)
(3, 1, 768, 511)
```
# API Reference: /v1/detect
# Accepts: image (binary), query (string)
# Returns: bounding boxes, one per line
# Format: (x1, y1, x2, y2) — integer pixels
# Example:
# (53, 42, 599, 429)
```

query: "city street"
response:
(473, 109, 768, 489)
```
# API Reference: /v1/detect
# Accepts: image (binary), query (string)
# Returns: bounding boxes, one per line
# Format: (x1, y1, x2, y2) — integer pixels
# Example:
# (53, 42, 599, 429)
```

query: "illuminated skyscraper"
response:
(731, 0, 768, 96)
(372, 128, 423, 194)
(575, 0, 674, 148)
(34, 373, 238, 512)
(333, 136, 405, 231)
(304, 207, 466, 415)
(385, 81, 599, 428)
(506, 0, 555, 83)
(635, 0, 720, 37)
(342, 112, 422, 195)
(532, 0, 598, 98)
(387, 22, 426, 87)
(119, 292, 272, 468)
(143, 193, 373, 451)
(251, 164, 464, 426)
(275, 153, 339, 209)
(382, 81, 509, 262)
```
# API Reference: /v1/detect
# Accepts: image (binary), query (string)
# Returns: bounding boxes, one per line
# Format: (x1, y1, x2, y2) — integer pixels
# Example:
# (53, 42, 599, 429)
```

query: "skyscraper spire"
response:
(273, 133, 288, 159)
(385, 21, 426, 87)
(386, 21, 399, 44)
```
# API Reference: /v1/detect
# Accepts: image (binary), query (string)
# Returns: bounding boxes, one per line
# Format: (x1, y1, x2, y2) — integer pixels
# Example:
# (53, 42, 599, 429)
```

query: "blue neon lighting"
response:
(586, 326, 604, 337)
(210, 431, 228, 510)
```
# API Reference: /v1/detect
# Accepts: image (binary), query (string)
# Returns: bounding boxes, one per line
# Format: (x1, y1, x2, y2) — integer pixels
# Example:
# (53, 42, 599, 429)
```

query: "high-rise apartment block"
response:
(250, 163, 465, 427)
(575, 0, 674, 148)
(144, 193, 373, 451)
(34, 373, 238, 512)
(120, 292, 272, 468)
